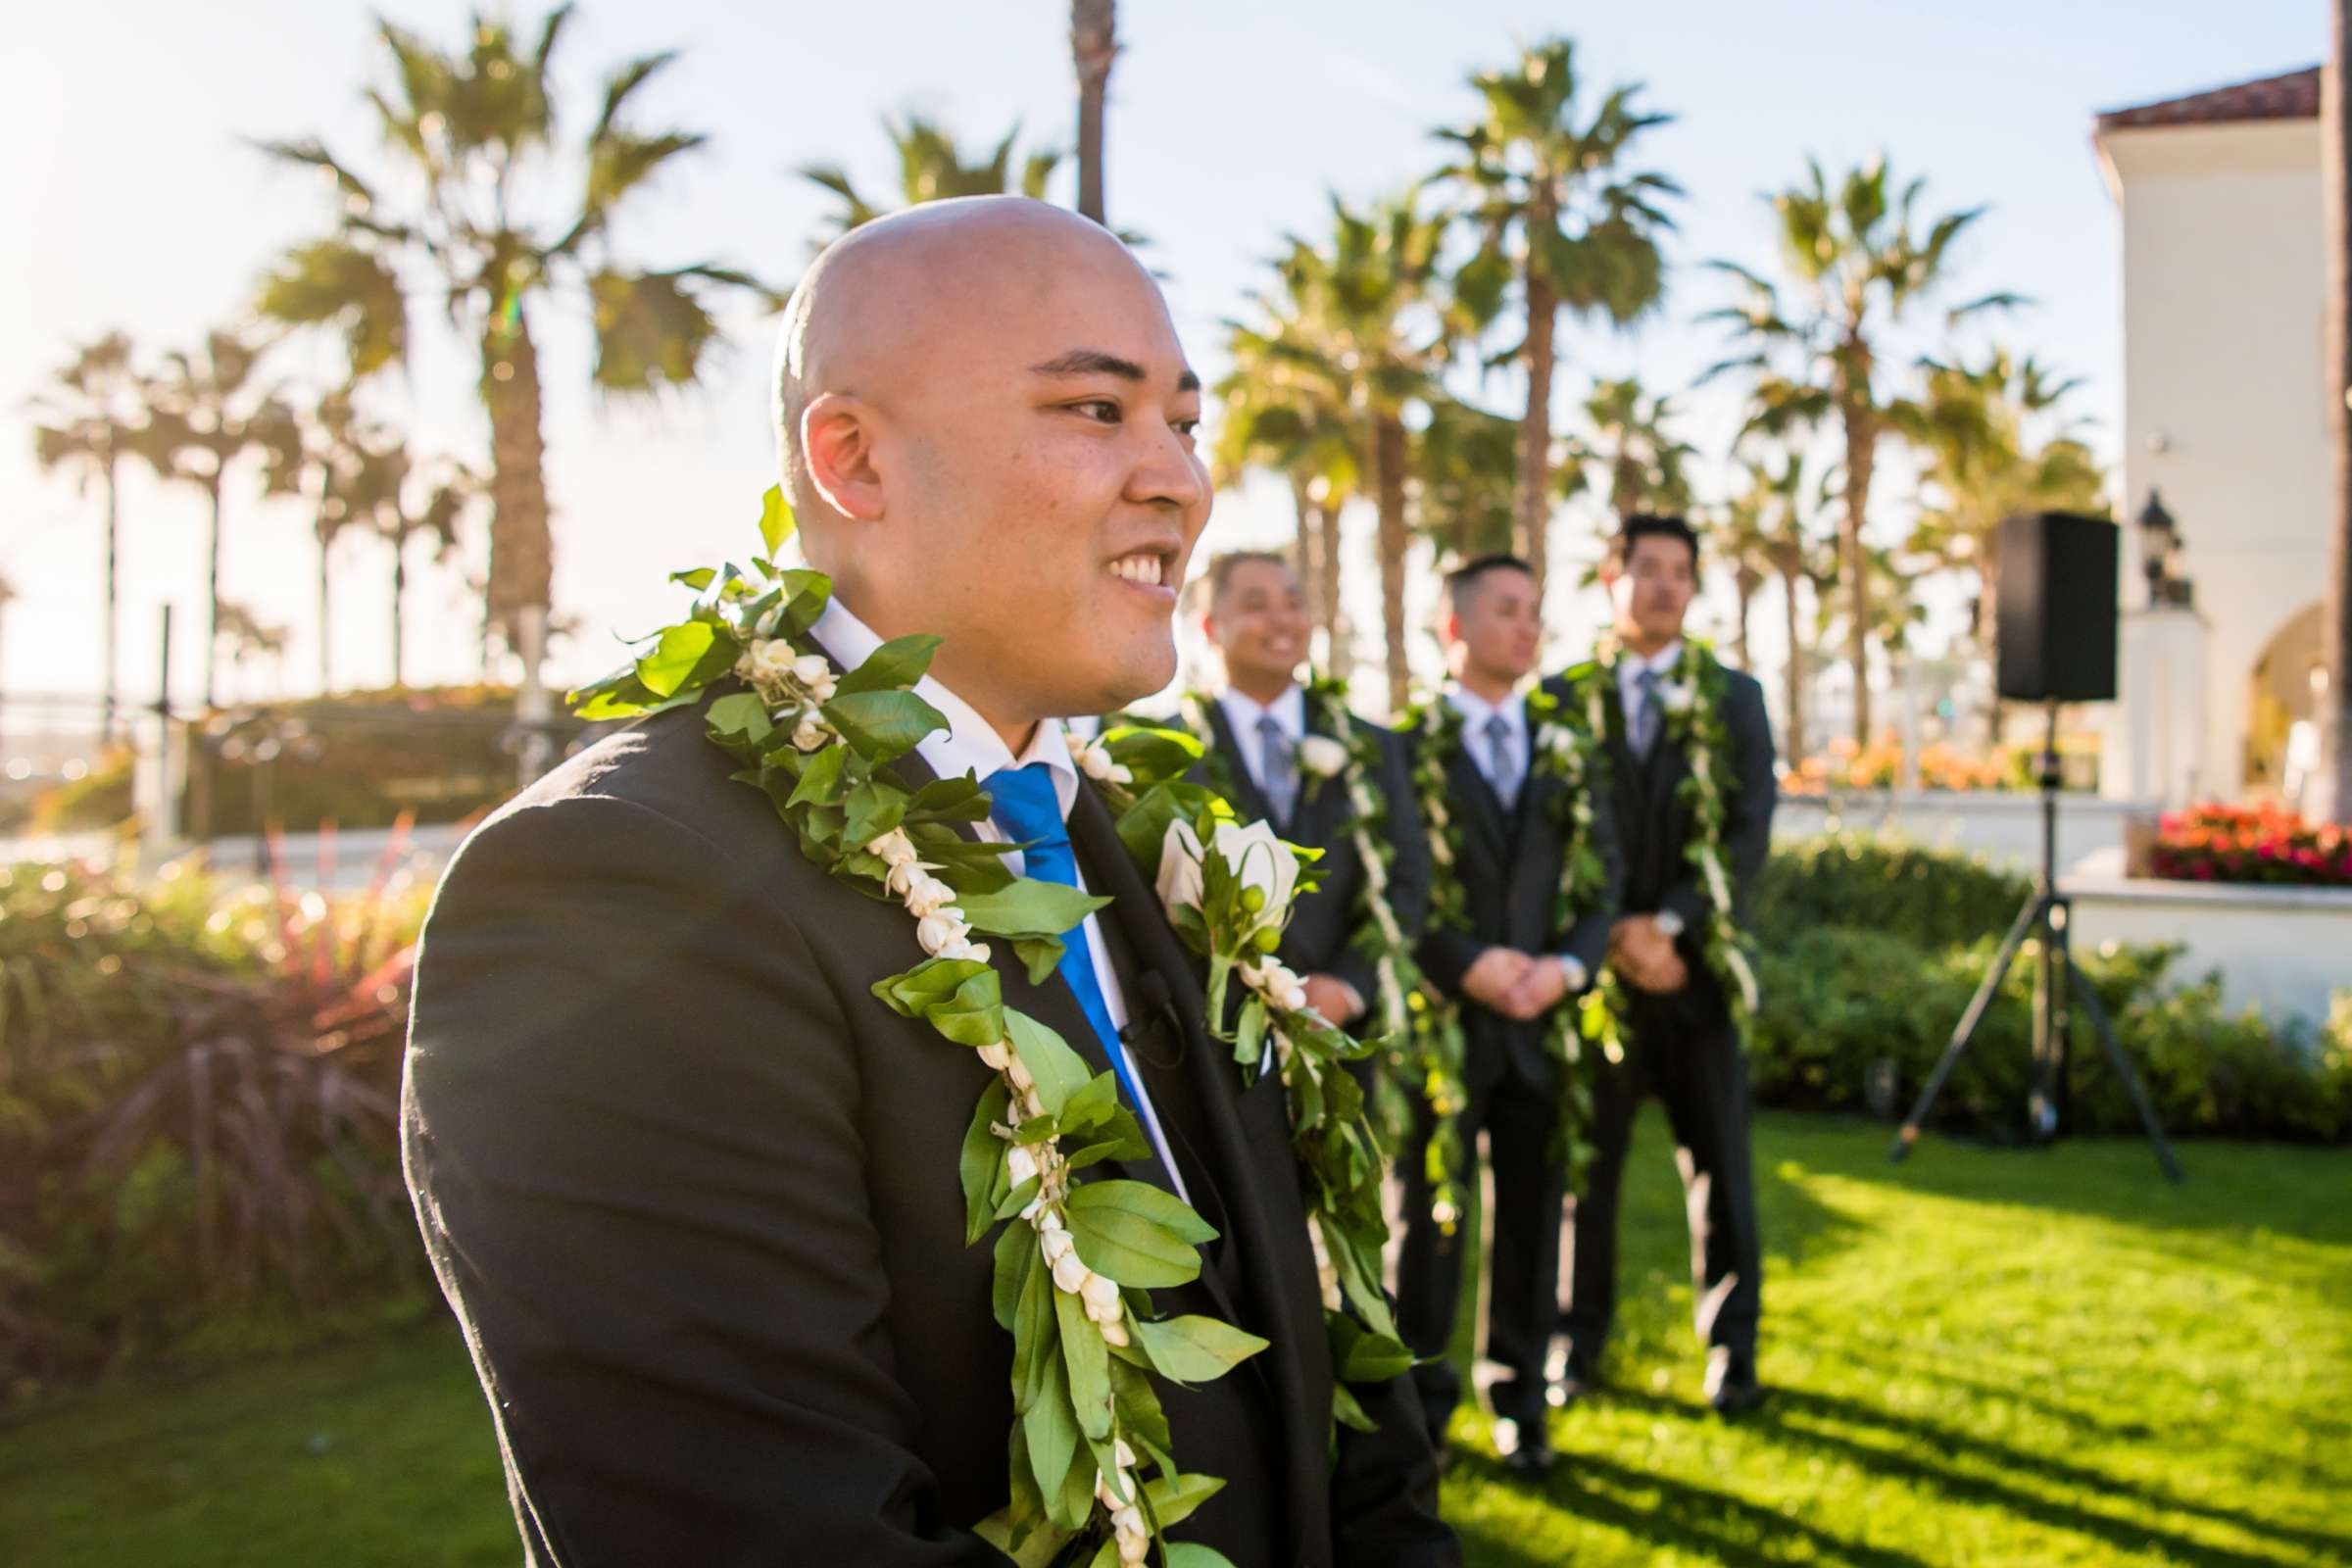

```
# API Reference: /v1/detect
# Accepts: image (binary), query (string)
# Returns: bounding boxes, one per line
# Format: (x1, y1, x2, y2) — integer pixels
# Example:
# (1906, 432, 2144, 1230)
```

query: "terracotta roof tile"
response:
(2096, 66, 2320, 131)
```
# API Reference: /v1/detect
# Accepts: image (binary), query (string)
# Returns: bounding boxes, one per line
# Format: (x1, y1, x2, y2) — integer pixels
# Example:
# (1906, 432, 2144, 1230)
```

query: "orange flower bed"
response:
(2148, 802, 2352, 887)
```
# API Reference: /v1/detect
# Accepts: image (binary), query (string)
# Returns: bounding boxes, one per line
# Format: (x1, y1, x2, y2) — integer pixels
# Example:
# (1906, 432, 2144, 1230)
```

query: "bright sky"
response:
(0, 0, 2314, 721)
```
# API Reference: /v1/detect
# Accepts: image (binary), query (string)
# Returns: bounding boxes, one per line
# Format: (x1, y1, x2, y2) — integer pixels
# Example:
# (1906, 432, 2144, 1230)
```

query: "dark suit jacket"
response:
(402, 698, 1456, 1567)
(1408, 679, 1624, 1092)
(1601, 662, 1779, 1028)
(1190, 690, 1432, 1011)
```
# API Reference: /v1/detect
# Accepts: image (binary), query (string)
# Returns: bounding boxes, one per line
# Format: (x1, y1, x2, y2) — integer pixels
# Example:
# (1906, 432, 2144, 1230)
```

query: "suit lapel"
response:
(1201, 697, 1281, 831)
(1064, 786, 1257, 1328)
(1066, 784, 1328, 1510)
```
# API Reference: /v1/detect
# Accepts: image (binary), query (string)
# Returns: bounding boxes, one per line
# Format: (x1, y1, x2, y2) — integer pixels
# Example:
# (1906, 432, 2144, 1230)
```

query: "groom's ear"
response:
(801, 392, 887, 522)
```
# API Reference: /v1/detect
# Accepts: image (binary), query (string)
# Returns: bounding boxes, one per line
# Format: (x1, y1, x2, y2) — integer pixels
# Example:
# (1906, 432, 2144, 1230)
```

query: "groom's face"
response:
(876, 242, 1210, 719)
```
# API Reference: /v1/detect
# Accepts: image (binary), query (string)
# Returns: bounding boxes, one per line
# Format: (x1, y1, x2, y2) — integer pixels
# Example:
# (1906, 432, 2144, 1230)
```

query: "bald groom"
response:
(403, 199, 1458, 1566)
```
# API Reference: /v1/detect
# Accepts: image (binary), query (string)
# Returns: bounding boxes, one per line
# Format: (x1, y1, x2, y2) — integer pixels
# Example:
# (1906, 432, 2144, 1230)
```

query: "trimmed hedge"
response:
(1746, 833, 2352, 1144)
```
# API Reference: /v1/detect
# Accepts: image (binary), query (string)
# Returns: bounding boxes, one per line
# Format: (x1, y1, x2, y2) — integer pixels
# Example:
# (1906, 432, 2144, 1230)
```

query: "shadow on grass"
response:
(1598, 1386, 2350, 1568)
(1452, 1446, 1936, 1568)
(1790, 1117, 2352, 1250)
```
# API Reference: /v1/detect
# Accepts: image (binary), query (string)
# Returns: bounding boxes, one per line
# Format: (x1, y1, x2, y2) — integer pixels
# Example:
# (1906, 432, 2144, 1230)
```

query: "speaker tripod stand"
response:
(1887, 702, 2182, 1182)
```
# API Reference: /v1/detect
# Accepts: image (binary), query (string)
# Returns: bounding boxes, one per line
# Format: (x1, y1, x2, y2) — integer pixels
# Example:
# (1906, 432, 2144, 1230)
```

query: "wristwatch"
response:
(1652, 908, 1687, 941)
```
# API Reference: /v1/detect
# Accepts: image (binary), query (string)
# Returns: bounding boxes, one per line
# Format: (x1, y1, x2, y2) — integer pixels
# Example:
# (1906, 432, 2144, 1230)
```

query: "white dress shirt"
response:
(811, 599, 1186, 1198)
(1443, 682, 1530, 804)
(1215, 682, 1307, 801)
(1442, 679, 1588, 994)
(1618, 639, 1686, 750)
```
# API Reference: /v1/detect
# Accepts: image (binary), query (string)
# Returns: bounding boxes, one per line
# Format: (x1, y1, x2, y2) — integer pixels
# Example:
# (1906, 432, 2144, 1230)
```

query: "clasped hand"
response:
(1609, 915, 1689, 995)
(1461, 948, 1576, 1022)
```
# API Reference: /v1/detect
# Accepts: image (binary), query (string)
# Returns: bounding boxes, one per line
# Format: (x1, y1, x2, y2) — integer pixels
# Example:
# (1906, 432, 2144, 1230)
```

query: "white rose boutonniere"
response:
(1657, 679, 1696, 716)
(1295, 734, 1349, 780)
(1211, 818, 1300, 934)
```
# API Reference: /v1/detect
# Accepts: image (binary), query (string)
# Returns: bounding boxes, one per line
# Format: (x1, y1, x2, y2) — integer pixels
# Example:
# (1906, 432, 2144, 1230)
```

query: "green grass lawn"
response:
(4, 1111, 2346, 1567)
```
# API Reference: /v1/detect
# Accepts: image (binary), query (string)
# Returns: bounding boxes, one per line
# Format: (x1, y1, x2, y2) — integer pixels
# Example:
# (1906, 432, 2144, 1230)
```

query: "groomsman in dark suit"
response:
(1559, 514, 1778, 1416)
(1396, 553, 1622, 1474)
(1188, 551, 1430, 1035)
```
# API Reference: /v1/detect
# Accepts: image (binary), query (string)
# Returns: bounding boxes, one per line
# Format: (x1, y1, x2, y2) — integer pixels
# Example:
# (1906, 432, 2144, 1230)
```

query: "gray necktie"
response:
(1483, 711, 1519, 810)
(1257, 713, 1297, 824)
(1632, 667, 1663, 759)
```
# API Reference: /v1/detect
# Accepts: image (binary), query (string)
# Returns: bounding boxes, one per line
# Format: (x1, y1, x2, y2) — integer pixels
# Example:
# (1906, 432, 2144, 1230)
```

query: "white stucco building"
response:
(2095, 68, 2332, 807)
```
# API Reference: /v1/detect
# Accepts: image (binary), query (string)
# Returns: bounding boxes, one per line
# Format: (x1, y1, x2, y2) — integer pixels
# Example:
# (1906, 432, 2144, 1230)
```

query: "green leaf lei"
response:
(570, 490, 1401, 1567)
(1179, 681, 1440, 1223)
(1561, 638, 1760, 1043)
(1078, 701, 1417, 1438)
(1400, 686, 1618, 1199)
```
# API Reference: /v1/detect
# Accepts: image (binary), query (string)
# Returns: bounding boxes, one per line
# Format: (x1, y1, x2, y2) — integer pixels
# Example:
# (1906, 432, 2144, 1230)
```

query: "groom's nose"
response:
(1124, 426, 1207, 515)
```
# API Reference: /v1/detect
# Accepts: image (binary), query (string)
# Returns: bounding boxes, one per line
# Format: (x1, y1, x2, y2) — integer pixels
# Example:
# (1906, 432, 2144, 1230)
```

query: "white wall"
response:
(2097, 119, 2330, 801)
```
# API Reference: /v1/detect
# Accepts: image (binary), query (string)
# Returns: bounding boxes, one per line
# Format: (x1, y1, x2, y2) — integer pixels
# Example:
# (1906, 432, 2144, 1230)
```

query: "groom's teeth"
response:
(1110, 555, 1163, 586)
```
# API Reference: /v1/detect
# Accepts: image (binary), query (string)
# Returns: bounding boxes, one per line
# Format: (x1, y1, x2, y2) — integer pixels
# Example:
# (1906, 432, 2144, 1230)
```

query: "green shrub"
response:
(1745, 836, 2351, 1145)
(1751, 833, 2028, 952)
(0, 858, 426, 1397)
(185, 684, 592, 837)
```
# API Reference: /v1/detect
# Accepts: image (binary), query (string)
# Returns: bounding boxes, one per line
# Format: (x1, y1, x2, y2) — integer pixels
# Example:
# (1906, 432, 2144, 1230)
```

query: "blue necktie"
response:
(1632, 667, 1663, 759)
(985, 762, 1141, 1107)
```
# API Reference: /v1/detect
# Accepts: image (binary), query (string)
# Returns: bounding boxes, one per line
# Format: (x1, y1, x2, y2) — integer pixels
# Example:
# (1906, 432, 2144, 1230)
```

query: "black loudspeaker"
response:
(1995, 512, 2118, 703)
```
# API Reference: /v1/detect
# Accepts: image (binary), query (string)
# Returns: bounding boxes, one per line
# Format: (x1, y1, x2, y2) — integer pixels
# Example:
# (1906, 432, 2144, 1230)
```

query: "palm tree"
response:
(1713, 483, 1774, 670)
(801, 115, 1061, 239)
(255, 6, 764, 736)
(1270, 192, 1448, 711)
(346, 437, 475, 688)
(1414, 396, 1520, 564)
(1212, 318, 1360, 669)
(1072, 1, 1118, 225)
(137, 328, 301, 709)
(282, 386, 371, 694)
(1565, 375, 1696, 519)
(1703, 155, 2014, 743)
(214, 600, 291, 701)
(1906, 346, 2105, 656)
(1728, 446, 1828, 757)
(28, 332, 146, 740)
(1435, 36, 1679, 590)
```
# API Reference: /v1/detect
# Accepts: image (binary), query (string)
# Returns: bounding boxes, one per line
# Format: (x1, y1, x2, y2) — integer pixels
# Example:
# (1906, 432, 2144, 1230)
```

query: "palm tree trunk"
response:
(203, 473, 224, 710)
(1733, 573, 1757, 668)
(483, 309, 554, 657)
(2325, 11, 2352, 821)
(1290, 471, 1323, 655)
(1071, 0, 1117, 226)
(1316, 501, 1346, 674)
(1781, 567, 1806, 760)
(1517, 268, 1558, 590)
(390, 534, 408, 688)
(1840, 401, 1877, 744)
(317, 518, 334, 696)
(1374, 411, 1410, 713)
(101, 444, 120, 744)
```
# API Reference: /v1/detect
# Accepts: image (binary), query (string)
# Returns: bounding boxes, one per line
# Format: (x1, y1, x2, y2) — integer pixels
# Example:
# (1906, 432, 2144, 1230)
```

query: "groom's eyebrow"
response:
(1031, 348, 1201, 393)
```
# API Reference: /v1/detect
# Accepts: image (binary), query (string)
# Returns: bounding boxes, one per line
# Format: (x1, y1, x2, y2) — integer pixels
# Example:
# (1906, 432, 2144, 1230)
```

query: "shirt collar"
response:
(1619, 640, 1685, 686)
(1216, 682, 1306, 741)
(811, 597, 1079, 820)
(1443, 680, 1527, 735)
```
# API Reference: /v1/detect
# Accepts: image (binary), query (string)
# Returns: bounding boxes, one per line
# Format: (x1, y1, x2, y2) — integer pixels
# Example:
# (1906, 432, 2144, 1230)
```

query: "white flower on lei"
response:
(1064, 730, 1134, 786)
(1296, 734, 1348, 779)
(1656, 679, 1696, 716)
